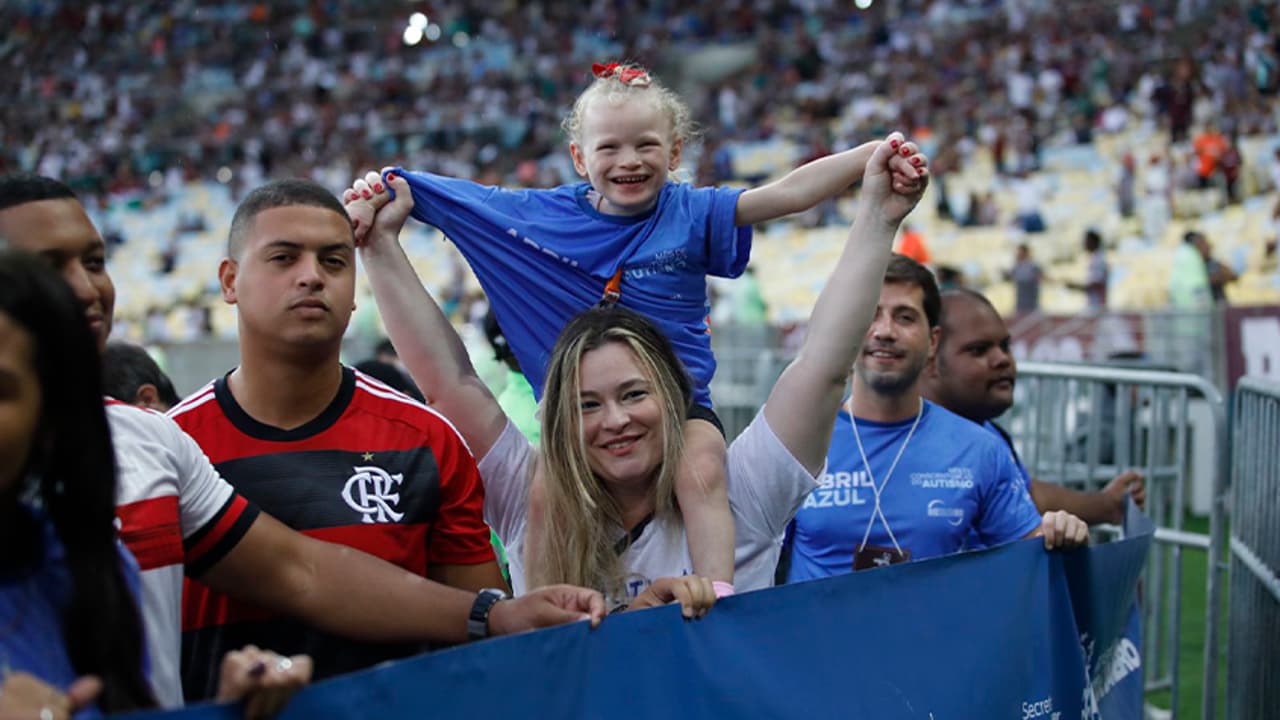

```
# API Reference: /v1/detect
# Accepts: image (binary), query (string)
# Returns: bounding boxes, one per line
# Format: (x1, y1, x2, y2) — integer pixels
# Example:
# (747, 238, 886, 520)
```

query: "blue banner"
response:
(1079, 501, 1153, 720)
(1093, 604, 1146, 720)
(125, 505, 1153, 719)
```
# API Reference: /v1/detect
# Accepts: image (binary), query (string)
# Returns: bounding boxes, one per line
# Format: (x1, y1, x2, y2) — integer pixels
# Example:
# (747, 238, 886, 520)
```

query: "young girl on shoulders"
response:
(346, 62, 928, 593)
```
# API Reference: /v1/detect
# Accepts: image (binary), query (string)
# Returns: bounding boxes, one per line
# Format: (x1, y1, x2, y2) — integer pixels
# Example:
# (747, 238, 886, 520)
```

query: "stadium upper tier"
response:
(4, 1, 1277, 189)
(5, 0, 1279, 343)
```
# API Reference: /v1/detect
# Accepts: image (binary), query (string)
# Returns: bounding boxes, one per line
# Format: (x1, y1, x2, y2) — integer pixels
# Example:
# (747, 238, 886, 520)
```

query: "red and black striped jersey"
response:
(168, 367, 494, 701)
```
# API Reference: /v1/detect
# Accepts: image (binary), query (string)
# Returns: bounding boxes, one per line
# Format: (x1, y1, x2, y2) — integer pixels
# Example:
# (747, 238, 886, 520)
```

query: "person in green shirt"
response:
(731, 266, 769, 327)
(1169, 231, 1211, 309)
(485, 310, 541, 445)
(1167, 231, 1214, 375)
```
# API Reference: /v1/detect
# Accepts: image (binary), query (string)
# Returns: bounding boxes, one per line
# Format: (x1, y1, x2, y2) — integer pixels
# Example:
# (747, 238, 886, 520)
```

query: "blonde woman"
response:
(347, 133, 927, 613)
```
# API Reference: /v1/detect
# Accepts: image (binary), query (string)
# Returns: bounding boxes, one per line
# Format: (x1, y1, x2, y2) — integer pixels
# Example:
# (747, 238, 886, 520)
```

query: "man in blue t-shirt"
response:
(920, 289, 1145, 525)
(786, 256, 1087, 582)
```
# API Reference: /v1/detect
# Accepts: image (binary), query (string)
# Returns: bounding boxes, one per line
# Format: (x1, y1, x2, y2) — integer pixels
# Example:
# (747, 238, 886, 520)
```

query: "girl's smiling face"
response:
(570, 95, 682, 216)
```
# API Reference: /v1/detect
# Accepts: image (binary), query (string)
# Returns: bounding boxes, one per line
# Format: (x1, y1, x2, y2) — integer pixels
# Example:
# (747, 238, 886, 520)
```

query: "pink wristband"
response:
(712, 581, 735, 598)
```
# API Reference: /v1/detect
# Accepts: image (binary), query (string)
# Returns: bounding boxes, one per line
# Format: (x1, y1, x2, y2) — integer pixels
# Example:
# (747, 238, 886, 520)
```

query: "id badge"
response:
(853, 544, 912, 571)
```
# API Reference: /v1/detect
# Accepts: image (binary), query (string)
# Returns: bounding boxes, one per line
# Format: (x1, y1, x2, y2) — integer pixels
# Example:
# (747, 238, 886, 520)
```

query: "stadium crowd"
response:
(3, 1, 1278, 195)
(3, 0, 1279, 345)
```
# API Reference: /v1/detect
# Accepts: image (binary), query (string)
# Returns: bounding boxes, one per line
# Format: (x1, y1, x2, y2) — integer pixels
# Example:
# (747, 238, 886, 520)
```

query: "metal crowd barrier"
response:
(1005, 307, 1228, 391)
(709, 323, 788, 439)
(1226, 377, 1280, 720)
(1006, 362, 1228, 720)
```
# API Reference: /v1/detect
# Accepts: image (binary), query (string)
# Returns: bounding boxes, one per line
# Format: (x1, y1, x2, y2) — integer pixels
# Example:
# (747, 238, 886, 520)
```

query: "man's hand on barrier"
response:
(1037, 510, 1089, 550)
(1102, 470, 1146, 523)
(216, 645, 313, 720)
(629, 575, 716, 619)
(488, 584, 606, 636)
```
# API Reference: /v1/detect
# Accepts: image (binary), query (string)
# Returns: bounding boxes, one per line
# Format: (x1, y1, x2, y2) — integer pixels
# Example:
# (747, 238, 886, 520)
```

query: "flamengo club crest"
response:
(342, 465, 405, 524)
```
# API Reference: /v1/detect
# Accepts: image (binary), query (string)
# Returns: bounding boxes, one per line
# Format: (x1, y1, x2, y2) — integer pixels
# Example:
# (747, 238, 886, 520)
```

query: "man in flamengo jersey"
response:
(0, 173, 605, 709)
(784, 255, 1088, 582)
(170, 179, 510, 700)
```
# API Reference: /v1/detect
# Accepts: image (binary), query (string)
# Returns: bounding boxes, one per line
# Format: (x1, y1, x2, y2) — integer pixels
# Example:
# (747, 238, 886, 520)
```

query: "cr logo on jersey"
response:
(342, 465, 405, 524)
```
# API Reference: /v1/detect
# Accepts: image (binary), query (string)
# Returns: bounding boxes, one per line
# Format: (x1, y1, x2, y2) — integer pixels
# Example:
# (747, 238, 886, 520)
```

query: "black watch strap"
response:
(467, 588, 509, 640)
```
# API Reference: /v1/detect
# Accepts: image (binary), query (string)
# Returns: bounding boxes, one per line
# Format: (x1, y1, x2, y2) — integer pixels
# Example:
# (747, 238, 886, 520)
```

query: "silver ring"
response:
(274, 656, 293, 673)
(40, 707, 54, 720)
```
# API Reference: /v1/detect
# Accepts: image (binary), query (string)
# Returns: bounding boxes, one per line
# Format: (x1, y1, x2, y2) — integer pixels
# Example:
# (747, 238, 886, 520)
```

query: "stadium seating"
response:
(5, 1, 1276, 341)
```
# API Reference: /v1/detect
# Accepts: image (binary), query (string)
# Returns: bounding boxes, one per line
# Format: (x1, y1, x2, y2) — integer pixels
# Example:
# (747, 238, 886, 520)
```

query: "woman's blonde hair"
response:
(525, 306, 693, 598)
(562, 62, 696, 147)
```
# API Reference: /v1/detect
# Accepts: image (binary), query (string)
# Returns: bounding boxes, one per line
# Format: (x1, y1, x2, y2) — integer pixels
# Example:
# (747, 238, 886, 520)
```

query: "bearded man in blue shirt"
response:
(785, 256, 1087, 581)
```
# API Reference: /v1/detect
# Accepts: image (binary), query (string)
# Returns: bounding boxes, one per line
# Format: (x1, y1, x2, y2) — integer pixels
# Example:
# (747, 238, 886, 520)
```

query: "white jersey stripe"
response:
(167, 382, 218, 418)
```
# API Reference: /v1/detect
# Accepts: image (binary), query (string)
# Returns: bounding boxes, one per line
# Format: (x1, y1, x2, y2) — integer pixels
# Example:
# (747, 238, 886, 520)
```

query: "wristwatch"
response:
(467, 587, 509, 640)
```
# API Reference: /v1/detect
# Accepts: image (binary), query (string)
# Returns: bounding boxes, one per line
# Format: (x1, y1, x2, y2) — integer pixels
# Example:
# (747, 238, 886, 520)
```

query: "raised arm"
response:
(735, 139, 926, 226)
(346, 170, 508, 459)
(763, 134, 927, 473)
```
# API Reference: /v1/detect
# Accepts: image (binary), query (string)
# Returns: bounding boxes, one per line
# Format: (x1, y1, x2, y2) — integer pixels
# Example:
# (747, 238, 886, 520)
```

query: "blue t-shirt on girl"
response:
(396, 171, 752, 408)
(785, 402, 1043, 582)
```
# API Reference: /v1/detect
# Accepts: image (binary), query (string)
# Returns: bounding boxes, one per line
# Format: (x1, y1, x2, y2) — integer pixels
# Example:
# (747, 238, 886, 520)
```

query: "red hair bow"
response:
(591, 62, 651, 87)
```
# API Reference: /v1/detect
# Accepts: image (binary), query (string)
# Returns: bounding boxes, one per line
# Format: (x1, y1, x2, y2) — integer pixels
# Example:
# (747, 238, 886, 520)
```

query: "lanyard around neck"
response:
(850, 398, 924, 556)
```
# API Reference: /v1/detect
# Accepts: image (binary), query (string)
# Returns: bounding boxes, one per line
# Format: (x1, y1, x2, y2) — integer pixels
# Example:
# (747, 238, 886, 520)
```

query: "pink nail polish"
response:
(362, 189, 372, 199)
(373, 183, 384, 193)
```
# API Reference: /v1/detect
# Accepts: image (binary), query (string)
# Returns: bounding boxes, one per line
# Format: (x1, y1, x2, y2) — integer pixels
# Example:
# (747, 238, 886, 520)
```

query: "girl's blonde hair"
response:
(525, 306, 692, 598)
(562, 62, 696, 147)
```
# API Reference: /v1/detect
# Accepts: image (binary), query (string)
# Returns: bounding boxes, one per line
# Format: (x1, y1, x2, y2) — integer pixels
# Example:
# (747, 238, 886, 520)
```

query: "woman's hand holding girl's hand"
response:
(342, 168, 415, 250)
(862, 132, 929, 227)
(883, 136, 929, 196)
